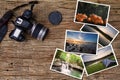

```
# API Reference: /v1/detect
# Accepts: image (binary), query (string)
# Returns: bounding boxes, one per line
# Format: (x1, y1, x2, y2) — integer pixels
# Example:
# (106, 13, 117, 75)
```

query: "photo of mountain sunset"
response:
(65, 30, 98, 54)
(82, 45, 118, 75)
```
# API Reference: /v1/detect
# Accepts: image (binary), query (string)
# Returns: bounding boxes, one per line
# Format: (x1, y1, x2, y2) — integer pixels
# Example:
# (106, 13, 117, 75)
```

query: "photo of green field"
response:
(50, 49, 84, 79)
(82, 45, 118, 75)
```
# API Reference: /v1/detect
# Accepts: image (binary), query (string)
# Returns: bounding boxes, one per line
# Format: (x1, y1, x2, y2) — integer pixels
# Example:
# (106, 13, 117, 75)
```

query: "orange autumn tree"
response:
(88, 14, 104, 25)
(76, 13, 88, 22)
(76, 13, 105, 25)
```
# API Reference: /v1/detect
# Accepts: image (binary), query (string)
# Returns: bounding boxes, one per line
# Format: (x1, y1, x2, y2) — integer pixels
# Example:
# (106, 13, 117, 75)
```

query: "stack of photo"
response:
(50, 0, 119, 79)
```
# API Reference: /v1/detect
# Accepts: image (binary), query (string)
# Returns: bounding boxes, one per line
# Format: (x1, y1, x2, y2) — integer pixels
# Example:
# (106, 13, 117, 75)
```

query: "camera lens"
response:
(30, 23, 48, 40)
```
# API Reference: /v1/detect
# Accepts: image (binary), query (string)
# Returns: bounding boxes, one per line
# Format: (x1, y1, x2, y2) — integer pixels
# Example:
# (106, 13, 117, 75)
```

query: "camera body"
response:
(9, 10, 33, 42)
(9, 9, 48, 42)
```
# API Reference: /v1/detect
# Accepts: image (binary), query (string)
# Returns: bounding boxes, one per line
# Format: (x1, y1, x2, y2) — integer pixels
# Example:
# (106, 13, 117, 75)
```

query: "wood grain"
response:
(0, 0, 119, 80)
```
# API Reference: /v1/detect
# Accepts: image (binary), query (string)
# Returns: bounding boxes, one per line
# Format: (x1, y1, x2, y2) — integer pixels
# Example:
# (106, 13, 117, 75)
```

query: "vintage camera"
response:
(9, 4, 48, 42)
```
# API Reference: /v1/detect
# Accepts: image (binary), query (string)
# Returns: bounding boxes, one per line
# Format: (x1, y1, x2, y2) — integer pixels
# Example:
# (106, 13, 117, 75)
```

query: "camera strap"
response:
(0, 1, 38, 42)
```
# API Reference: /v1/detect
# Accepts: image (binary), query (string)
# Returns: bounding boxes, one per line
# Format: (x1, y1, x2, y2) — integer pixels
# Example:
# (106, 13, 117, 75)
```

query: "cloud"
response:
(78, 34, 84, 41)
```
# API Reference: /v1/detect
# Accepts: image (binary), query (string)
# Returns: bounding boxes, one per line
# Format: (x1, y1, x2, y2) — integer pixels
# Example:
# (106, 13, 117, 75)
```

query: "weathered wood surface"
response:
(0, 0, 119, 80)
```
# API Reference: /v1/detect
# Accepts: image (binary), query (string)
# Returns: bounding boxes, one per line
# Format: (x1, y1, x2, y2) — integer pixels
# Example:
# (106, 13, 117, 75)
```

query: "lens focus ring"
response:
(31, 23, 48, 40)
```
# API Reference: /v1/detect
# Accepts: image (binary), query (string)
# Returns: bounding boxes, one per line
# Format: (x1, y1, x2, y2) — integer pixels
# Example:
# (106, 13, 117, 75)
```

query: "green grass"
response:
(85, 55, 116, 75)
(108, 56, 116, 60)
(70, 69, 82, 78)
(86, 61, 106, 74)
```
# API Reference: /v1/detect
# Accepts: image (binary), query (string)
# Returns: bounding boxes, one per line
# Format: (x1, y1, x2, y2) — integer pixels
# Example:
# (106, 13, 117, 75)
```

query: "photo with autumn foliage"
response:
(64, 30, 98, 54)
(74, 1, 110, 27)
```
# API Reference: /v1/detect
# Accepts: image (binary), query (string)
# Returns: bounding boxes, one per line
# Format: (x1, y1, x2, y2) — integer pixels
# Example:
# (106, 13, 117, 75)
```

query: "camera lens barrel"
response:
(30, 23, 48, 40)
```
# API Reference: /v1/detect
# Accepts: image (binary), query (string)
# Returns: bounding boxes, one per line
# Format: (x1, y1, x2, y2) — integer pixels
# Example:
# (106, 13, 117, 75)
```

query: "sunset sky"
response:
(67, 31, 98, 43)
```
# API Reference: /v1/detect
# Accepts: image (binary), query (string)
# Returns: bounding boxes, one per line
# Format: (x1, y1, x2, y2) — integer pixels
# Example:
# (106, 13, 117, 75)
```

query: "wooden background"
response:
(0, 0, 120, 80)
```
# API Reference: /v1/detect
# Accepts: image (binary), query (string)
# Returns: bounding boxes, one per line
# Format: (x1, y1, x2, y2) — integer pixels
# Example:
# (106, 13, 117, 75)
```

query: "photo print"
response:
(50, 49, 84, 79)
(82, 45, 118, 76)
(74, 0, 110, 27)
(80, 24, 119, 46)
(64, 30, 99, 55)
